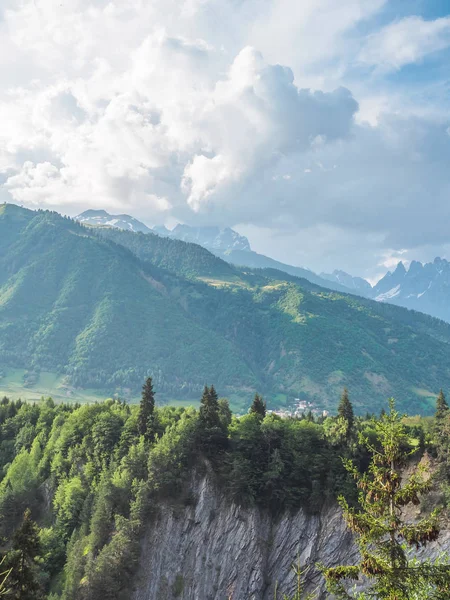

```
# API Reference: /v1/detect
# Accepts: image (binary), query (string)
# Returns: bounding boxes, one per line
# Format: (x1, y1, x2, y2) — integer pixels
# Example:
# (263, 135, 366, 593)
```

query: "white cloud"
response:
(0, 0, 450, 277)
(359, 16, 450, 72)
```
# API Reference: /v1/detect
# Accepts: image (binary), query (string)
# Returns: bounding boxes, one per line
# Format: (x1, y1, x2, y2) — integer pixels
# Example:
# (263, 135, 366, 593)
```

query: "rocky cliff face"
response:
(132, 472, 450, 600)
(132, 474, 356, 600)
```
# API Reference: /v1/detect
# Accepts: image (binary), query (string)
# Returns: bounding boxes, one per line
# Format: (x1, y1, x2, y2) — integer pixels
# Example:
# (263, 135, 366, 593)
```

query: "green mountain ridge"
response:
(1, 204, 450, 413)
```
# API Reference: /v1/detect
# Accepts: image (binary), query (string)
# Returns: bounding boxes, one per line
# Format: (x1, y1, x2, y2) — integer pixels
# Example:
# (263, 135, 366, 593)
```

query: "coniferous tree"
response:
(5, 509, 43, 600)
(218, 398, 232, 428)
(199, 386, 220, 428)
(198, 385, 227, 456)
(249, 393, 266, 418)
(323, 399, 450, 600)
(137, 377, 155, 441)
(337, 388, 354, 430)
(435, 389, 449, 421)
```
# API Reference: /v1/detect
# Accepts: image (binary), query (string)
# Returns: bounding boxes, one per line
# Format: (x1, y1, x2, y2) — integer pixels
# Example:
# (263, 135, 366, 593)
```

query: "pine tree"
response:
(199, 386, 220, 427)
(249, 393, 266, 418)
(323, 399, 450, 600)
(137, 377, 155, 441)
(5, 509, 43, 599)
(198, 385, 227, 456)
(337, 388, 354, 429)
(435, 389, 449, 421)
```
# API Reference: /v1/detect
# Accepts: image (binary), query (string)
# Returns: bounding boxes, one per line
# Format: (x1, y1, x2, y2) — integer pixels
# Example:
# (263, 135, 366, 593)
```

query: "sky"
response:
(1, 0, 450, 281)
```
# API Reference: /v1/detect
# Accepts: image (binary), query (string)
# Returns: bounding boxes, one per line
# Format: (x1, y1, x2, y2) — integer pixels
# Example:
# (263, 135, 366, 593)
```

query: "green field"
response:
(0, 369, 259, 413)
(0, 369, 113, 404)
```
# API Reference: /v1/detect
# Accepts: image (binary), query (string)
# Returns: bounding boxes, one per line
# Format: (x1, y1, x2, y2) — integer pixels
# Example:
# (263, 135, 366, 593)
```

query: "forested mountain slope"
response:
(96, 226, 240, 282)
(1, 204, 450, 412)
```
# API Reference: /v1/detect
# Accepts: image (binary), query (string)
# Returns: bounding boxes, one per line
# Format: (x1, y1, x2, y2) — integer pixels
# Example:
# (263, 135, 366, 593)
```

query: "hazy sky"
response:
(1, 0, 450, 280)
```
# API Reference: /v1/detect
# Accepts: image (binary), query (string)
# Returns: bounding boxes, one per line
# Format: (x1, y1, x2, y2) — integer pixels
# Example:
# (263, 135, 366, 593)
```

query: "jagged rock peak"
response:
(394, 261, 407, 275)
(153, 223, 251, 253)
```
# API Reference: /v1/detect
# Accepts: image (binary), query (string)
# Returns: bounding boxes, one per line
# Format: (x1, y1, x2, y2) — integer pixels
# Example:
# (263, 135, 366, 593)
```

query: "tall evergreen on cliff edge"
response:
(137, 376, 155, 441)
(198, 385, 228, 456)
(337, 389, 354, 429)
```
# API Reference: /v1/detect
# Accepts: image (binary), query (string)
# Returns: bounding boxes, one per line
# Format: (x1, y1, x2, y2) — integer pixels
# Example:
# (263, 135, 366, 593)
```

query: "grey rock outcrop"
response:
(132, 474, 356, 600)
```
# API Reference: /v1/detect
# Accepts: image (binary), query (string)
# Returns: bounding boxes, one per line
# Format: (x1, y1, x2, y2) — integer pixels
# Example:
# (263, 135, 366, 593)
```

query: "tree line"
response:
(1, 382, 450, 598)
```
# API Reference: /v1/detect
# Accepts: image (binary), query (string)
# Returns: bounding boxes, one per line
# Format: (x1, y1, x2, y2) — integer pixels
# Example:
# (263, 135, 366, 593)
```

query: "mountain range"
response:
(75, 210, 450, 325)
(76, 210, 353, 294)
(75, 209, 153, 233)
(324, 260, 450, 323)
(1, 203, 450, 414)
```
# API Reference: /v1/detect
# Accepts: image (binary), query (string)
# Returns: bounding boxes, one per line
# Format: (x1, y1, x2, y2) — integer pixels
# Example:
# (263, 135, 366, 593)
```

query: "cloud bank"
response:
(1, 0, 450, 278)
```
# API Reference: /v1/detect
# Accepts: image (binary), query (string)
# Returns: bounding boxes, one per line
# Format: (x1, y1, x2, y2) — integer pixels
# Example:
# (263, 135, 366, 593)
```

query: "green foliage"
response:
(274, 562, 317, 600)
(436, 389, 449, 421)
(227, 412, 347, 512)
(218, 397, 232, 429)
(3, 509, 43, 599)
(0, 556, 12, 596)
(323, 399, 450, 599)
(338, 389, 354, 433)
(197, 385, 228, 457)
(137, 377, 155, 440)
(0, 381, 446, 599)
(53, 476, 87, 539)
(249, 393, 266, 418)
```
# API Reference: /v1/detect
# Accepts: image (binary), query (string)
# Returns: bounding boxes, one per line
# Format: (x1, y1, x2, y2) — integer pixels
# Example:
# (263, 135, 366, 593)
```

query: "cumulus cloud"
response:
(1, 0, 450, 278)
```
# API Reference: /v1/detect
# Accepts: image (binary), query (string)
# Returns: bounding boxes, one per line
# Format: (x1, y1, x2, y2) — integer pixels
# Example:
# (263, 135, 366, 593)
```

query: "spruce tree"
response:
(137, 376, 155, 441)
(198, 385, 227, 456)
(249, 393, 266, 418)
(435, 389, 449, 421)
(323, 399, 450, 599)
(199, 385, 221, 429)
(5, 509, 43, 599)
(337, 388, 354, 429)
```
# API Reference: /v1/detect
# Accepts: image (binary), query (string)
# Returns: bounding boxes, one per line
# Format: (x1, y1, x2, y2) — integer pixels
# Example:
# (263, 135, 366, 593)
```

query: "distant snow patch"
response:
(375, 285, 401, 302)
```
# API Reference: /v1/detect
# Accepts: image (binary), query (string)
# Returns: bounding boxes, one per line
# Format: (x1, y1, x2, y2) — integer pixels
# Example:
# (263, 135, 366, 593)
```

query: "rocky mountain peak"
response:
(154, 223, 251, 253)
(75, 209, 152, 233)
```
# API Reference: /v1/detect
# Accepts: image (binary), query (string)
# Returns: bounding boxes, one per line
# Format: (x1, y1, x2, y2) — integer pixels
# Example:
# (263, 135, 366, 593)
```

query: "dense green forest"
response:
(1, 381, 450, 599)
(2, 204, 450, 413)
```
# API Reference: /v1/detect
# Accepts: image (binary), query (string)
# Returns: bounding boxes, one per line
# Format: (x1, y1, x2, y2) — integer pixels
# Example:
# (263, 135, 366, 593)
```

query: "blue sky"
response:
(0, 0, 449, 280)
